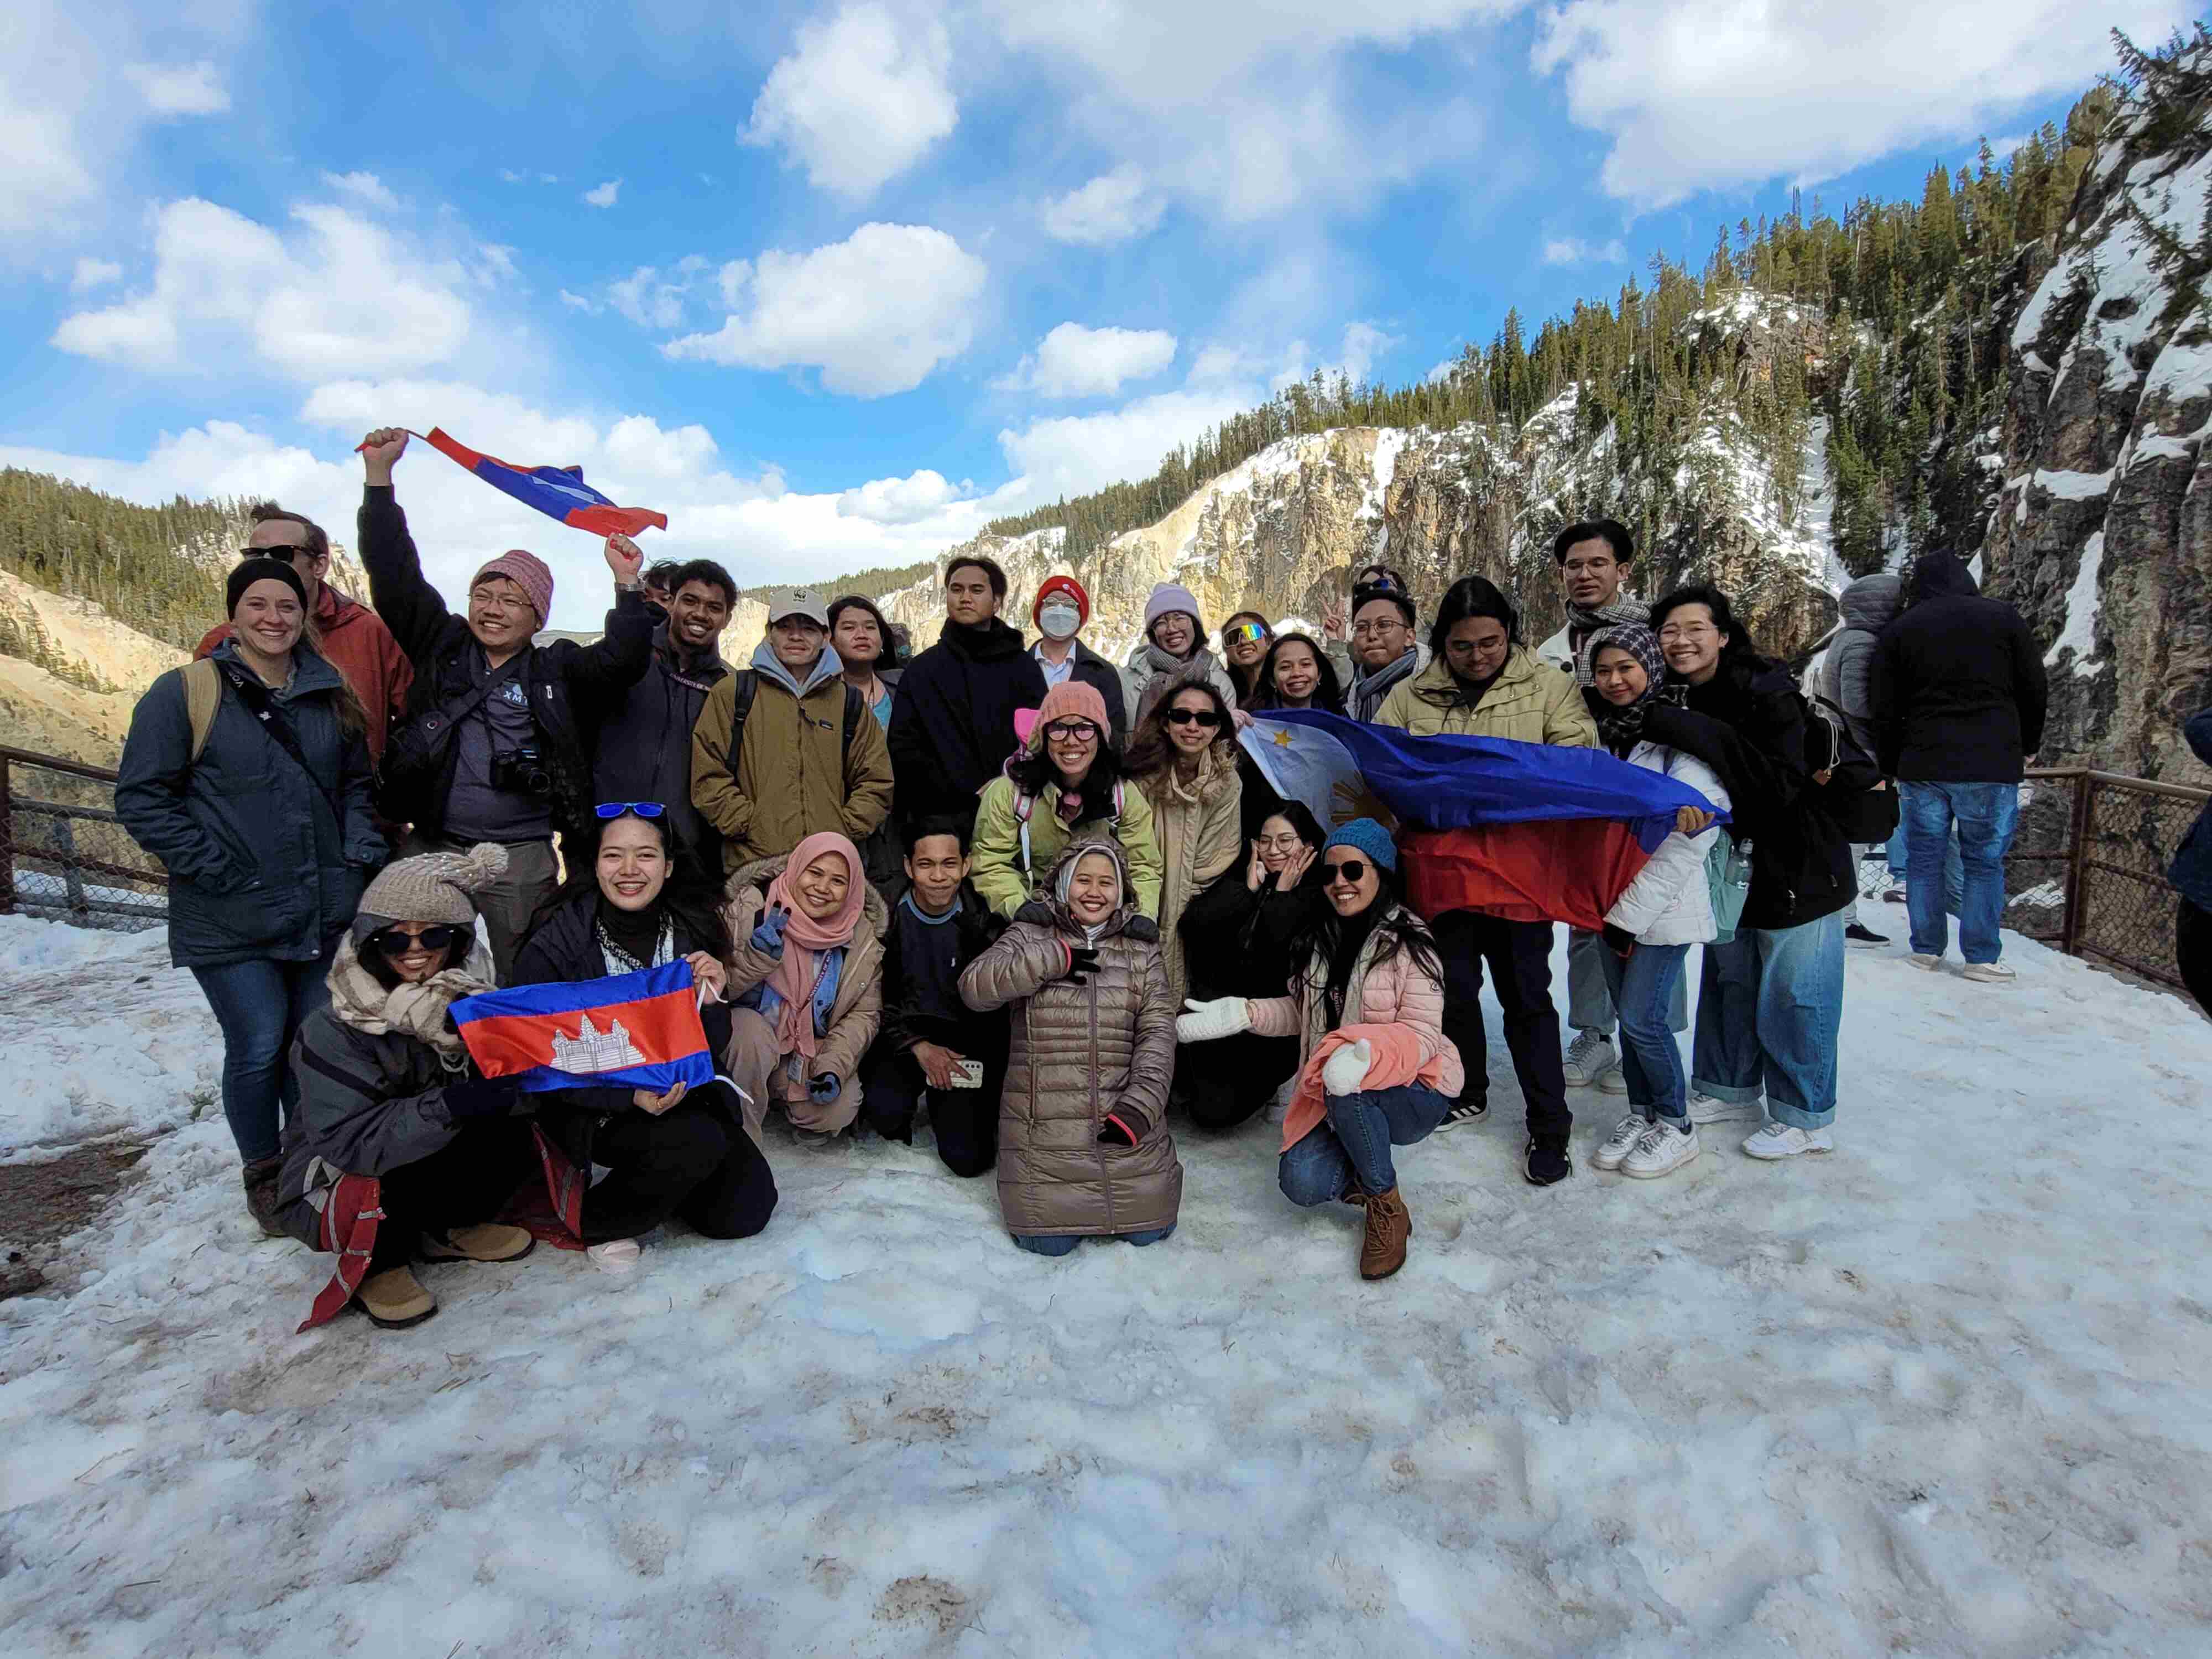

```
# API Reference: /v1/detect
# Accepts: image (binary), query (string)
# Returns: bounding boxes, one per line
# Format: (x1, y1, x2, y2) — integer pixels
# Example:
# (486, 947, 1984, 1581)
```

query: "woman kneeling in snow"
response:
(1177, 819, 1462, 1281)
(958, 837, 1183, 1256)
(278, 843, 542, 1330)
(1580, 626, 1732, 1181)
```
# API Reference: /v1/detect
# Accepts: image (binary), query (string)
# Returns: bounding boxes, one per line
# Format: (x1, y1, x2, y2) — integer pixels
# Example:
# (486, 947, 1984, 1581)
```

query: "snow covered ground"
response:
(3, 902, 2210, 1655)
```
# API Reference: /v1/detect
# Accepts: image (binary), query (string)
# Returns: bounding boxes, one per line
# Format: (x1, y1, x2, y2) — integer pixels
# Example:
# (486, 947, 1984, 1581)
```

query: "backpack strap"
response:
(723, 670, 758, 761)
(182, 657, 223, 764)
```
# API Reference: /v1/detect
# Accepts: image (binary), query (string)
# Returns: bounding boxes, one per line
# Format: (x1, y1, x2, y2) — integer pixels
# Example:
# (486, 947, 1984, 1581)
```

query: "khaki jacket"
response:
(1373, 648, 1597, 747)
(691, 654, 895, 873)
(1133, 742, 1242, 1004)
(721, 851, 888, 1087)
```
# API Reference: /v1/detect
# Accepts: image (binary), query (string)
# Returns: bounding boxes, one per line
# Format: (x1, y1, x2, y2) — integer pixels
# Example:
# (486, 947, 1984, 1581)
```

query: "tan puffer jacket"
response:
(721, 851, 889, 1087)
(1133, 741, 1243, 1005)
(958, 835, 1182, 1239)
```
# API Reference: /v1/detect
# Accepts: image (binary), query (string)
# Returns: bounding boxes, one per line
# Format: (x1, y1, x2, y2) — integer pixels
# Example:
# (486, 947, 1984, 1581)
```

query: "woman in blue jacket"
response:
(116, 556, 385, 1233)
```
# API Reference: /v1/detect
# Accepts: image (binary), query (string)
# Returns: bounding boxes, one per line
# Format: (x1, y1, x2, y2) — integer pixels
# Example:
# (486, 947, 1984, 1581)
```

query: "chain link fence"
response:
(2008, 768, 2206, 993)
(0, 747, 170, 931)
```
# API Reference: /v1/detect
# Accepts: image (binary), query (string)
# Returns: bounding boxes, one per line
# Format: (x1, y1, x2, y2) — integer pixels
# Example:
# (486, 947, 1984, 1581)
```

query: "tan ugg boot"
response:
(1359, 1187, 1411, 1281)
(420, 1224, 535, 1263)
(356, 1266, 437, 1328)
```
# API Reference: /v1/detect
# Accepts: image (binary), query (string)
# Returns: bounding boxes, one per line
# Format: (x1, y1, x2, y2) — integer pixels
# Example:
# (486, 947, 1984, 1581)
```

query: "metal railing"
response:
(0, 747, 170, 930)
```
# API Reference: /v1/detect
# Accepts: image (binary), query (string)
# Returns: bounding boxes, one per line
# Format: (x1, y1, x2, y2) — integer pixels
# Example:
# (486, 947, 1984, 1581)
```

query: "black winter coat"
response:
(116, 640, 384, 968)
(591, 623, 731, 870)
(877, 884, 1008, 1055)
(1871, 552, 2049, 783)
(1178, 872, 1309, 1001)
(1054, 640, 1130, 748)
(888, 619, 1047, 823)
(359, 484, 658, 845)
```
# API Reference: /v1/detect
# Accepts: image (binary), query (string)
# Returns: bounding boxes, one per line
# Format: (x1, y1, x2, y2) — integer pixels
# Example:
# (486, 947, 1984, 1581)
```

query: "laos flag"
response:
(449, 962, 713, 1094)
(424, 426, 669, 538)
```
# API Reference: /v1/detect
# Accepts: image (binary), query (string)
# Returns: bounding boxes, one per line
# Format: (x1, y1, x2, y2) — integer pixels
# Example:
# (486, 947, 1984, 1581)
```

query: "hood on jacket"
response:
(1837, 572, 1903, 632)
(1028, 832, 1146, 940)
(748, 635, 844, 700)
(723, 848, 890, 942)
(655, 620, 730, 679)
(1139, 732, 1239, 806)
(1907, 551, 1980, 605)
(211, 633, 347, 700)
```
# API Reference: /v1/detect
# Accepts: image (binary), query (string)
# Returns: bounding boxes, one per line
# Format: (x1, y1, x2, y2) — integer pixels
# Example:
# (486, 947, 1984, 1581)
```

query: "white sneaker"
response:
(586, 1239, 641, 1273)
(1741, 1122, 1835, 1160)
(1562, 1030, 1616, 1088)
(1595, 1062, 1630, 1095)
(1905, 953, 1944, 973)
(1963, 962, 2016, 984)
(1591, 1114, 1647, 1172)
(1623, 1121, 1700, 1179)
(1689, 1091, 1755, 1124)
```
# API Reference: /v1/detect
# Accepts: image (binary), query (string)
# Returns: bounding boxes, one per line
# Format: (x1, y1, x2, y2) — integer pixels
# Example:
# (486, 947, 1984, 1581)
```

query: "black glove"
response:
(443, 1074, 520, 1120)
(1096, 1113, 1137, 1148)
(1601, 923, 1637, 959)
(1062, 945, 1101, 984)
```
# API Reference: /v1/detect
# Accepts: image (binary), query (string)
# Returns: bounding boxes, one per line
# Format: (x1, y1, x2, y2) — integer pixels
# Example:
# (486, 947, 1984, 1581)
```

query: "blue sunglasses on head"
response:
(595, 801, 667, 820)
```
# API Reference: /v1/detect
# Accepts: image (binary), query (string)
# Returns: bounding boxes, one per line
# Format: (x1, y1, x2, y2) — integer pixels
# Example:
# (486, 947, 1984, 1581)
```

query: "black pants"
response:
(1178, 1031, 1300, 1131)
(2182, 898, 2212, 1020)
(585, 1088, 778, 1243)
(1433, 911, 1571, 1139)
(370, 1118, 542, 1271)
(859, 1038, 1003, 1177)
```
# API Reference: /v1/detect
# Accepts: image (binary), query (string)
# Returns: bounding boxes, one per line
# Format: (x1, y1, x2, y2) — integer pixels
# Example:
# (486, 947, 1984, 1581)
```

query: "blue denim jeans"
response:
(1900, 781, 2020, 964)
(1568, 927, 1688, 1036)
(1598, 941, 1692, 1121)
(1885, 820, 1964, 911)
(190, 946, 337, 1162)
(1012, 1226, 1175, 1257)
(1691, 910, 1845, 1130)
(1278, 1083, 1451, 1204)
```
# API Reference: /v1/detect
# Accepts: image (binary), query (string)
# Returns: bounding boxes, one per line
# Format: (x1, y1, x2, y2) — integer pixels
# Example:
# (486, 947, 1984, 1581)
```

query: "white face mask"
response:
(1038, 603, 1081, 641)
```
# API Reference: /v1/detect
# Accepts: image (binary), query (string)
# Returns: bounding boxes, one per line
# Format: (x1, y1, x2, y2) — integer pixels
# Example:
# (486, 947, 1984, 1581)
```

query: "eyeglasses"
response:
(1324, 857, 1370, 883)
(367, 924, 465, 957)
(1256, 833, 1305, 853)
(1042, 719, 1100, 742)
(596, 801, 667, 819)
(1165, 708, 1222, 728)
(1225, 621, 1269, 645)
(243, 545, 310, 564)
(1352, 618, 1407, 637)
(1656, 623, 1716, 641)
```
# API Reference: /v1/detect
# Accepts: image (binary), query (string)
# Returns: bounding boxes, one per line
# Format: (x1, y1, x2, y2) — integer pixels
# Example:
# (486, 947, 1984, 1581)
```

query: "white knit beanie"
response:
(354, 842, 509, 931)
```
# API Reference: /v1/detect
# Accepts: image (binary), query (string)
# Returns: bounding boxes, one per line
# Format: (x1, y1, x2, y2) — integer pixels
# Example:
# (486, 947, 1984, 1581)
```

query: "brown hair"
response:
(1123, 674, 1234, 779)
(248, 501, 331, 563)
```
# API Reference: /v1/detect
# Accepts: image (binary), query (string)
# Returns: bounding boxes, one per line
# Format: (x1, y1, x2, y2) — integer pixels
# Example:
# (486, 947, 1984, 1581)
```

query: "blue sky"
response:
(1, 0, 2182, 628)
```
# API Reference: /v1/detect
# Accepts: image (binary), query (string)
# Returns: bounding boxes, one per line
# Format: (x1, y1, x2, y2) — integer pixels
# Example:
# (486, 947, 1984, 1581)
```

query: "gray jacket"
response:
(1819, 573, 1902, 757)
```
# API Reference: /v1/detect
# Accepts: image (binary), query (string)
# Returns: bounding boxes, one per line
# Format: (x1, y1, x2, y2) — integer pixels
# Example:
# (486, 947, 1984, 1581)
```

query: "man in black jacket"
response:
(888, 555, 1047, 825)
(1871, 551, 2049, 984)
(356, 427, 658, 979)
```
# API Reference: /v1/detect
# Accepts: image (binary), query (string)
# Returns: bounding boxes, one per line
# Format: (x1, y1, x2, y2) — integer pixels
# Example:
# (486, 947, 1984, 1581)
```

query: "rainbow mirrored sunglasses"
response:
(1225, 620, 1270, 646)
(595, 801, 667, 820)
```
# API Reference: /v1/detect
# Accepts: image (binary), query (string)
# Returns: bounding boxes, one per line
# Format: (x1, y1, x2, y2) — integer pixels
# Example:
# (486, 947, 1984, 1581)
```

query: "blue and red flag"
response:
(449, 961, 712, 1094)
(1240, 711, 1728, 932)
(420, 426, 669, 538)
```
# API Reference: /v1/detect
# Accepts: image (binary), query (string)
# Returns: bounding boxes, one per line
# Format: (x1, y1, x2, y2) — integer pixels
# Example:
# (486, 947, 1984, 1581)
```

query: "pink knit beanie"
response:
(469, 549, 555, 625)
(1029, 679, 1111, 747)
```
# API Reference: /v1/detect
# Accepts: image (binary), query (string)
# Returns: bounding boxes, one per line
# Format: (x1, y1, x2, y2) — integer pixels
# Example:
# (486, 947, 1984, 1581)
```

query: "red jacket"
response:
(196, 585, 413, 763)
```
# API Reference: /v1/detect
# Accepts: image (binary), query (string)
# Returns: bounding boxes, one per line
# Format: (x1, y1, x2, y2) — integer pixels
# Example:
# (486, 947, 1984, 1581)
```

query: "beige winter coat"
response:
(958, 836, 1182, 1239)
(1133, 741, 1243, 1005)
(720, 851, 888, 1090)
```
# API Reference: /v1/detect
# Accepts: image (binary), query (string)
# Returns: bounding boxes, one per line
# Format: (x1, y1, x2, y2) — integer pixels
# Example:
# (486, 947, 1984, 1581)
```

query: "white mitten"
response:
(1176, 996, 1251, 1044)
(1321, 1037, 1373, 1097)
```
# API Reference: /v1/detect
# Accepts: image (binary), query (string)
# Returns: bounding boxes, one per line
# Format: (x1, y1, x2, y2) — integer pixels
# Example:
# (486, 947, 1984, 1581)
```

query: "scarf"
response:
(1348, 645, 1418, 719)
(761, 832, 865, 1060)
(597, 899, 675, 975)
(325, 931, 496, 1060)
(1564, 596, 1651, 677)
(1574, 622, 1672, 754)
(940, 616, 1028, 664)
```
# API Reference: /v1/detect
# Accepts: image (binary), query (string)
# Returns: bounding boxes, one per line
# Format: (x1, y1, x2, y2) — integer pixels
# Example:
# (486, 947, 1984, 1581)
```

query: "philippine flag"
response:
(449, 961, 713, 1094)
(422, 427, 669, 538)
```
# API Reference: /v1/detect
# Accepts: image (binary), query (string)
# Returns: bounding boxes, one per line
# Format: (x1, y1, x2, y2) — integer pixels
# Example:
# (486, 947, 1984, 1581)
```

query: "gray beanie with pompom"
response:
(352, 842, 509, 936)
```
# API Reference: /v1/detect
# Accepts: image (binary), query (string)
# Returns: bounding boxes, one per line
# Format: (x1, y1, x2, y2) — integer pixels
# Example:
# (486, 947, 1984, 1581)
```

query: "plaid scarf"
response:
(1563, 596, 1651, 676)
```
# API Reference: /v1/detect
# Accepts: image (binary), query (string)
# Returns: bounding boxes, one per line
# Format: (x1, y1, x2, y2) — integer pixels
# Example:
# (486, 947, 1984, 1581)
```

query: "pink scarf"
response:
(762, 832, 865, 1059)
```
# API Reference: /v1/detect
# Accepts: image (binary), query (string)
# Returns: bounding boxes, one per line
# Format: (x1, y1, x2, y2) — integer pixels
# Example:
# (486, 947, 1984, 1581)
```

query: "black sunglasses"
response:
(595, 801, 667, 819)
(1324, 857, 1370, 883)
(368, 924, 465, 957)
(243, 545, 310, 564)
(1165, 708, 1222, 728)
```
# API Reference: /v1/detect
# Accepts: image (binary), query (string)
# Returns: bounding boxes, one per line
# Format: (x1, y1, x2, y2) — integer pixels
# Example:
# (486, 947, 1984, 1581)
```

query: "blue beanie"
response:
(1323, 817, 1397, 873)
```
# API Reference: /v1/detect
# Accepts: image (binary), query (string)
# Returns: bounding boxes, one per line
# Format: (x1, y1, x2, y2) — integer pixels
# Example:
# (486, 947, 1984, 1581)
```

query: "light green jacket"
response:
(971, 771, 1164, 921)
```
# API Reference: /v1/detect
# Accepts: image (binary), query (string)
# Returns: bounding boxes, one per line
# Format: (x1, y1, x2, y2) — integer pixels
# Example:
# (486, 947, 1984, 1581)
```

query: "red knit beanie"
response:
(1033, 575, 1089, 629)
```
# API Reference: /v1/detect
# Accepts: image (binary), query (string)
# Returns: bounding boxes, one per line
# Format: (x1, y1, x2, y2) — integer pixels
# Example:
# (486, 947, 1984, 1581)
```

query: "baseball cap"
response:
(763, 587, 830, 627)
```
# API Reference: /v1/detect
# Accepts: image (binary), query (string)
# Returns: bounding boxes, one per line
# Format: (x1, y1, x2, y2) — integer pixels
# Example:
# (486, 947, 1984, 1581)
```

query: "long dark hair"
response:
(522, 810, 731, 960)
(1124, 674, 1235, 779)
(1427, 575, 1520, 662)
(1005, 729, 1126, 827)
(1249, 631, 1345, 713)
(1220, 611, 1270, 702)
(1651, 583, 1763, 669)
(826, 593, 904, 671)
(1287, 861, 1444, 1011)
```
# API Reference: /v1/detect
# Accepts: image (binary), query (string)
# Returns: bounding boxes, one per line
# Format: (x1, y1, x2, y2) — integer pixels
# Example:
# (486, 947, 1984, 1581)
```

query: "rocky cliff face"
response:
(1986, 46, 2212, 782)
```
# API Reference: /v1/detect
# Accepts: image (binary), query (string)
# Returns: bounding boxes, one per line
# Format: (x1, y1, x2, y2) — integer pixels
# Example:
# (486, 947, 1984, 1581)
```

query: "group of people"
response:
(109, 423, 2114, 1331)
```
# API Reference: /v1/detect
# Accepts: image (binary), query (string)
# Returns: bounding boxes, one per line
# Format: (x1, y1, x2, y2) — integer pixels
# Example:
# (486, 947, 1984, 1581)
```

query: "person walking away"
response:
(512, 805, 776, 1261)
(2173, 705, 2212, 1018)
(1578, 628, 1733, 1181)
(1649, 585, 1854, 1159)
(859, 815, 1011, 1171)
(1121, 583, 1239, 726)
(1819, 571, 1908, 945)
(1871, 550, 2048, 983)
(355, 428, 656, 981)
(689, 588, 894, 877)
(1176, 801, 1324, 1130)
(591, 557, 736, 875)
(1029, 575, 1129, 745)
(720, 832, 886, 1144)
(888, 556, 1047, 823)
(1220, 611, 1274, 706)
(117, 557, 385, 1232)
(1375, 576, 1595, 1182)
(278, 843, 541, 1329)
(1177, 819, 1460, 1280)
(827, 593, 907, 896)
(1125, 677, 1243, 1006)
(959, 837, 1182, 1256)
(195, 501, 413, 766)
(970, 680, 1164, 920)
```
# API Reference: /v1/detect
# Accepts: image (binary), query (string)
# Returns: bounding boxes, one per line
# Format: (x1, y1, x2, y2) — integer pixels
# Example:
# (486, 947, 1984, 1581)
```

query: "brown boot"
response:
(241, 1155, 285, 1238)
(356, 1266, 437, 1328)
(420, 1224, 535, 1264)
(1359, 1187, 1411, 1281)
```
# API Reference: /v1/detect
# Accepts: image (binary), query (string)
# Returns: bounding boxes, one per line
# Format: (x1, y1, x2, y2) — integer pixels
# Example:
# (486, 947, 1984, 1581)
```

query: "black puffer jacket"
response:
(359, 484, 658, 844)
(591, 623, 731, 868)
(1178, 869, 1311, 1002)
(1871, 551, 2049, 782)
(888, 618, 1047, 823)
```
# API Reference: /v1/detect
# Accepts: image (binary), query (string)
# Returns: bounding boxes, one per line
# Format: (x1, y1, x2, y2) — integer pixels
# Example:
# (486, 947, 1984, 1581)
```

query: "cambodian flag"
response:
(422, 426, 669, 538)
(1240, 711, 1728, 932)
(449, 961, 713, 1094)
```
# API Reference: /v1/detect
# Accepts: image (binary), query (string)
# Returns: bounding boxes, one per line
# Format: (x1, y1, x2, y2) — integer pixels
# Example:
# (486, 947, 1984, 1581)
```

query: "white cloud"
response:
(665, 222, 987, 398)
(320, 171, 400, 211)
(998, 386, 1255, 502)
(121, 61, 229, 118)
(1541, 236, 1627, 265)
(606, 257, 711, 330)
(1041, 166, 1165, 247)
(558, 288, 599, 313)
(583, 179, 620, 208)
(69, 256, 121, 291)
(837, 469, 969, 524)
(1531, 0, 2190, 206)
(744, 3, 956, 200)
(1331, 321, 1397, 385)
(993, 322, 1178, 399)
(51, 198, 474, 381)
